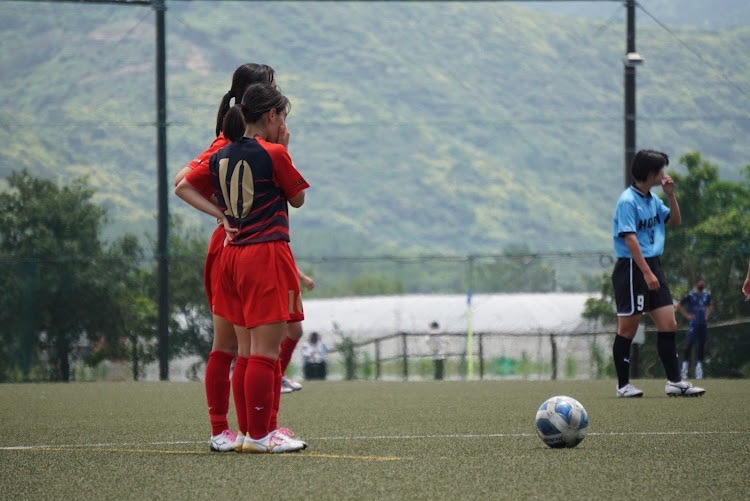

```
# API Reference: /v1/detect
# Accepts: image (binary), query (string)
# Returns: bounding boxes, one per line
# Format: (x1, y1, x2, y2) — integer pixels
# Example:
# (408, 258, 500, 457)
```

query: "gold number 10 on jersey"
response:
(218, 158, 255, 219)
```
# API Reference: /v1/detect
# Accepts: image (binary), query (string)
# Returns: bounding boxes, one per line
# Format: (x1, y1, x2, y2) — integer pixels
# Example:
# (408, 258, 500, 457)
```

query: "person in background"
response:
(742, 260, 750, 298)
(424, 321, 447, 380)
(302, 332, 329, 380)
(676, 277, 712, 380)
(610, 149, 704, 398)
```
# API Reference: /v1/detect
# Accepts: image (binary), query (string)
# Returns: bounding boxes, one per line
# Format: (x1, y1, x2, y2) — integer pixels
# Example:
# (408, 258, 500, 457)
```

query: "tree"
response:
(0, 170, 142, 381)
(472, 244, 557, 293)
(661, 152, 750, 321)
(85, 234, 158, 381)
(163, 215, 214, 378)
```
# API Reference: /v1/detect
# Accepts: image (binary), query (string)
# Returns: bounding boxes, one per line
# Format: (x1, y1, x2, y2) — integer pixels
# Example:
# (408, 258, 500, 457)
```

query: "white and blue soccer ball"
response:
(535, 395, 589, 448)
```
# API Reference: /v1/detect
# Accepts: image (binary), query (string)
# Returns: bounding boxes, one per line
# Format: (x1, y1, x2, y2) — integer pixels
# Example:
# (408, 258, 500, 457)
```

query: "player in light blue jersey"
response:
(610, 149, 705, 398)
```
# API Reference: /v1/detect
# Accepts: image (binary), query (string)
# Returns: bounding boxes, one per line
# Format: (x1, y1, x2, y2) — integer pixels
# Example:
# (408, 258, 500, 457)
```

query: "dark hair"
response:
(631, 149, 669, 182)
(215, 63, 275, 137)
(222, 82, 291, 143)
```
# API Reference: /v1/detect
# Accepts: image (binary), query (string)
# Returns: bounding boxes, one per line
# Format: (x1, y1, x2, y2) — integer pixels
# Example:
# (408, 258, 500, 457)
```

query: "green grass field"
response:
(1, 379, 749, 500)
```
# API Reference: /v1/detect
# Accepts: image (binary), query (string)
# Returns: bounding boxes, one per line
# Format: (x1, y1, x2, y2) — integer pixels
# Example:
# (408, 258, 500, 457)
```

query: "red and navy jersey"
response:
(184, 133, 231, 199)
(207, 135, 308, 245)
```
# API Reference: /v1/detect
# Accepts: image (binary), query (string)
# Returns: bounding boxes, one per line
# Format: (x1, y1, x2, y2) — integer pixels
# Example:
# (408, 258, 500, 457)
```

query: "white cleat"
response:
(616, 383, 644, 398)
(209, 429, 239, 452)
(233, 432, 245, 452)
(277, 427, 307, 448)
(666, 380, 705, 397)
(242, 429, 307, 453)
(281, 376, 302, 393)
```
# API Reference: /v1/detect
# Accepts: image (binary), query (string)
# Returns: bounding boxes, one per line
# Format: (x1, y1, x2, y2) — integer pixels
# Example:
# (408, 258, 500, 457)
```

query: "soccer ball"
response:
(535, 395, 589, 448)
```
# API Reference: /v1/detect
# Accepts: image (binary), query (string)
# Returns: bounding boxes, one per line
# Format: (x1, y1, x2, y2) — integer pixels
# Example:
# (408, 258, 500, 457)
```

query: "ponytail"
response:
(214, 91, 233, 137)
(223, 104, 246, 143)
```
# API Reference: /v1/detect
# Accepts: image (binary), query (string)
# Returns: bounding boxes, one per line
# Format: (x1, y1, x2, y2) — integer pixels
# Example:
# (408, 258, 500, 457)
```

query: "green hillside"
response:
(1, 1, 749, 259)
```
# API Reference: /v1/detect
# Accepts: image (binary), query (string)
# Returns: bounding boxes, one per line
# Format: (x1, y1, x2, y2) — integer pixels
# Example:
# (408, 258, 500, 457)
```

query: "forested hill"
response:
(1, 1, 749, 259)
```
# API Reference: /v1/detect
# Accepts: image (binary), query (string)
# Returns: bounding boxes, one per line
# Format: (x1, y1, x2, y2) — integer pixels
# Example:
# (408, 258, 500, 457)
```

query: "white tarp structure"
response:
(302, 293, 599, 340)
(148, 293, 611, 381)
(294, 293, 611, 380)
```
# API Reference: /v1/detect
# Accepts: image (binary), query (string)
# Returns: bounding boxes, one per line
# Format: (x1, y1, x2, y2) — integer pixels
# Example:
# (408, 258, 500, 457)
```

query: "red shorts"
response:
(214, 240, 304, 329)
(204, 225, 225, 311)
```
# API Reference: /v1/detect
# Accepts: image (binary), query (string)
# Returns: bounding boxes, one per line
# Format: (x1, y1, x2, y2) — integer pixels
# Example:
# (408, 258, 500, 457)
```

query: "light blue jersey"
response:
(612, 185, 671, 258)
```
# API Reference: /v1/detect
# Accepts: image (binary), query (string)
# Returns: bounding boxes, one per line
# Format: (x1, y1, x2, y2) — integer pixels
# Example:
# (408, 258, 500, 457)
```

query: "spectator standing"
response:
(677, 277, 712, 380)
(424, 321, 447, 380)
(302, 332, 329, 380)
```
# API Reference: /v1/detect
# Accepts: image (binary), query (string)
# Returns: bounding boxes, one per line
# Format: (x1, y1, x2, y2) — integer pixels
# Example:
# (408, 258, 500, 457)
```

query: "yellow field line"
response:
(10, 446, 408, 461)
(303, 452, 407, 461)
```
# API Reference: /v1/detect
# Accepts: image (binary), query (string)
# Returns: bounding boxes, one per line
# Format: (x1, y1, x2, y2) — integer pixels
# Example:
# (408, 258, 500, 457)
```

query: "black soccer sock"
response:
(613, 334, 633, 388)
(657, 332, 681, 382)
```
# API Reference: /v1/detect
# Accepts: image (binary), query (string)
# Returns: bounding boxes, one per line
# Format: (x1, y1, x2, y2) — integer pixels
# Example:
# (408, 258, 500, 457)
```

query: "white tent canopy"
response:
(302, 293, 599, 342)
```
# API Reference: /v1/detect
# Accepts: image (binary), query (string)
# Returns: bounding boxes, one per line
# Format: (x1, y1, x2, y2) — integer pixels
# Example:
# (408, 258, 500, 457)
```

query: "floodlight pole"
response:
(624, 0, 637, 187)
(624, 0, 641, 378)
(154, 0, 169, 381)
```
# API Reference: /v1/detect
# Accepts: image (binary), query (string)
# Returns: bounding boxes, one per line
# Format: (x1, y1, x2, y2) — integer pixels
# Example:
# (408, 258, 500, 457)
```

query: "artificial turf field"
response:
(1, 379, 749, 500)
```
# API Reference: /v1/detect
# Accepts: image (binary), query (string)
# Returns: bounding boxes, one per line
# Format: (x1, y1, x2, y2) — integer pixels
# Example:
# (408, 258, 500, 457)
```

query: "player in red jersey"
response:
(279, 271, 315, 393)
(176, 82, 309, 453)
(174, 64, 277, 452)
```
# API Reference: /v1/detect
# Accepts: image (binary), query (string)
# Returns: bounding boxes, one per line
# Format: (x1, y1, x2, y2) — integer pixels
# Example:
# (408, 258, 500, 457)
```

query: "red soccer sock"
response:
(278, 336, 299, 374)
(205, 350, 234, 436)
(232, 356, 249, 435)
(245, 355, 277, 440)
(270, 359, 282, 430)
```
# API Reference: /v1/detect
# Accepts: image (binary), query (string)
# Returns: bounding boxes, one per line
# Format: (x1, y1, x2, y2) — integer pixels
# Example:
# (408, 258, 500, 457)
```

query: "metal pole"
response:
(466, 255, 475, 379)
(375, 340, 381, 380)
(154, 0, 169, 380)
(478, 332, 484, 380)
(624, 0, 636, 187)
(624, 0, 640, 378)
(402, 332, 408, 380)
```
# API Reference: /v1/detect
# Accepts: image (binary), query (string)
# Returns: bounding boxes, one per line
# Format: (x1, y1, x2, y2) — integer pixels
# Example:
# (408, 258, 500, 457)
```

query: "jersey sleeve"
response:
(185, 134, 228, 171)
(614, 199, 637, 236)
(184, 162, 215, 200)
(267, 144, 310, 200)
(183, 135, 229, 199)
(679, 294, 689, 306)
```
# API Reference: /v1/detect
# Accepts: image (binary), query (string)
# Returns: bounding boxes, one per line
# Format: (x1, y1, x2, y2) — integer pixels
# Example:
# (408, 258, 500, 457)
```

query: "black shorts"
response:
(612, 257, 673, 316)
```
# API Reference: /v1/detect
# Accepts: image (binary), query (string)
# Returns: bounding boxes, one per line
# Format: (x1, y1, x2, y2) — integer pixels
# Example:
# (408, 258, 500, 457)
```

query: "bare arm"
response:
(743, 260, 750, 298)
(298, 269, 315, 291)
(288, 190, 305, 208)
(174, 178, 237, 239)
(676, 303, 694, 320)
(661, 175, 681, 226)
(624, 233, 660, 290)
(174, 166, 192, 187)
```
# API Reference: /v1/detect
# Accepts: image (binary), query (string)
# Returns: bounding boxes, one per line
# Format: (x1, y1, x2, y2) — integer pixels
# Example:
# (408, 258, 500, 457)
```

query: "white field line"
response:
(1, 430, 747, 451)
